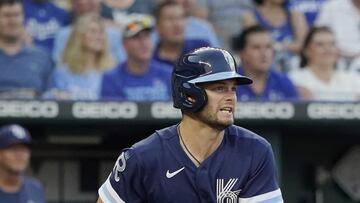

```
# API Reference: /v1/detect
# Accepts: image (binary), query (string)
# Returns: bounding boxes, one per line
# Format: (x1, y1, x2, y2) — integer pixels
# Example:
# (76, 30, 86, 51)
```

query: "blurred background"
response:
(0, 0, 360, 202)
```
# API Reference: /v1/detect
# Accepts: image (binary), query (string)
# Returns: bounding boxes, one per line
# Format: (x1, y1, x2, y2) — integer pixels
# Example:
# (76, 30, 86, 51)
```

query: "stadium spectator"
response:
(234, 25, 299, 101)
(193, 0, 254, 50)
(47, 13, 115, 100)
(152, 1, 210, 68)
(0, 124, 45, 203)
(0, 0, 53, 99)
(349, 57, 360, 74)
(152, 0, 220, 47)
(289, 26, 360, 101)
(287, 0, 327, 26)
(23, 0, 71, 52)
(103, 0, 158, 25)
(315, 0, 360, 61)
(177, 0, 220, 46)
(242, 0, 308, 71)
(52, 0, 125, 65)
(101, 14, 172, 101)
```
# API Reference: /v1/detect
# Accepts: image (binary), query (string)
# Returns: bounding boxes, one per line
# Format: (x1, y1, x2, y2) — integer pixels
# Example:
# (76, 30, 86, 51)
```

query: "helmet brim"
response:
(188, 71, 252, 85)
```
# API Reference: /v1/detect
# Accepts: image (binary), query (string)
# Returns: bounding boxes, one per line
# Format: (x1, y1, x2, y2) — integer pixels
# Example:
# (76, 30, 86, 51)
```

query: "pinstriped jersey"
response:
(99, 125, 283, 203)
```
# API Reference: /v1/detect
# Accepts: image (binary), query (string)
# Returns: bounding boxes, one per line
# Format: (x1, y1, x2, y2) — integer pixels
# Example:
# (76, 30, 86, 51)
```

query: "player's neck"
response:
(178, 119, 224, 166)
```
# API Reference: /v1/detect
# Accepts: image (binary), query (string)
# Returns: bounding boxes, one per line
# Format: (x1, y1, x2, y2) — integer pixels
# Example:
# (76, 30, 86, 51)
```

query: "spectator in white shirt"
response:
(289, 26, 360, 101)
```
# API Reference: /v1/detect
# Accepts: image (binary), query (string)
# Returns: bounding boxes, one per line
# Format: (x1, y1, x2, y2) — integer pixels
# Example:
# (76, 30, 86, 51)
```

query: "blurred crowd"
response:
(0, 0, 360, 102)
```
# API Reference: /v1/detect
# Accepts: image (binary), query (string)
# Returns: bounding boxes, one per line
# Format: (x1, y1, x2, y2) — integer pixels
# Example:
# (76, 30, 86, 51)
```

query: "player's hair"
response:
(0, 0, 22, 8)
(62, 13, 115, 74)
(232, 25, 268, 51)
(300, 26, 333, 68)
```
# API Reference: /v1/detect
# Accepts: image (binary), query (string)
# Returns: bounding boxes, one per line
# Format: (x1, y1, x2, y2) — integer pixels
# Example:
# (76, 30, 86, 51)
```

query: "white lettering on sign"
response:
(307, 103, 360, 119)
(235, 102, 295, 119)
(0, 101, 58, 118)
(72, 102, 138, 119)
(151, 102, 182, 119)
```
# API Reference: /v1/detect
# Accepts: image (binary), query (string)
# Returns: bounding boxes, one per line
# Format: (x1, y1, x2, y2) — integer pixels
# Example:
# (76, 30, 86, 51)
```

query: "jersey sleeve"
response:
(98, 148, 146, 203)
(239, 143, 283, 203)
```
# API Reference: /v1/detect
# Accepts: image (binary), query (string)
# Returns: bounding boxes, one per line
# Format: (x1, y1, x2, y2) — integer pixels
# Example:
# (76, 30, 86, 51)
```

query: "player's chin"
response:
(218, 113, 234, 123)
(9, 166, 27, 174)
(217, 117, 234, 128)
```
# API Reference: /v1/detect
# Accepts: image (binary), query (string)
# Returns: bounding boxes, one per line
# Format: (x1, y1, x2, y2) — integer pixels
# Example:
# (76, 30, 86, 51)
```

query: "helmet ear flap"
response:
(173, 80, 207, 113)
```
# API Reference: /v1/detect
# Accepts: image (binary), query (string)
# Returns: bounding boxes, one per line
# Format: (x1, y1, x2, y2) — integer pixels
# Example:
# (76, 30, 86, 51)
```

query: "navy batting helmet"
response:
(172, 47, 252, 113)
(0, 124, 31, 149)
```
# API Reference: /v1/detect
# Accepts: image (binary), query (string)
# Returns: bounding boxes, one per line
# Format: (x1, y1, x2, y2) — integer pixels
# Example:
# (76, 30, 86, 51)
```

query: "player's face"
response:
(0, 144, 30, 175)
(0, 3, 24, 42)
(304, 31, 338, 68)
(197, 79, 237, 131)
(240, 32, 273, 73)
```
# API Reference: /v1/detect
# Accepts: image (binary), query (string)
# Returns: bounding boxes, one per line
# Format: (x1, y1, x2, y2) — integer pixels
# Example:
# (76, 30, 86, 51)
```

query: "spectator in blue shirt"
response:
(152, 1, 210, 68)
(0, 0, 53, 99)
(0, 124, 45, 203)
(287, 0, 327, 26)
(23, 0, 71, 52)
(101, 14, 172, 101)
(151, 0, 220, 48)
(233, 25, 299, 101)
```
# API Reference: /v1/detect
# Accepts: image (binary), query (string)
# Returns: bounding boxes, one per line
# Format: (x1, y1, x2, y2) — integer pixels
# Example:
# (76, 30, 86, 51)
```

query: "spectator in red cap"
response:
(0, 124, 45, 203)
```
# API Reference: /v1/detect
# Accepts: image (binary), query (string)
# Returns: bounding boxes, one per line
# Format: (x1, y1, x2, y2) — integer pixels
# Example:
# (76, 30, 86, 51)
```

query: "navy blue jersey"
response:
(99, 125, 283, 203)
(0, 176, 45, 203)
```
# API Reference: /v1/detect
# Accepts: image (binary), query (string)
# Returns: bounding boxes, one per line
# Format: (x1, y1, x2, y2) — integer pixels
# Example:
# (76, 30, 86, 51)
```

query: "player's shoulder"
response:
(23, 176, 44, 192)
(130, 124, 178, 154)
(227, 125, 271, 149)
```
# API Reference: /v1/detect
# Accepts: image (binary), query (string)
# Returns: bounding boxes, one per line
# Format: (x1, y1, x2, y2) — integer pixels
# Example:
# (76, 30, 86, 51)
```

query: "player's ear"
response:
(186, 96, 196, 103)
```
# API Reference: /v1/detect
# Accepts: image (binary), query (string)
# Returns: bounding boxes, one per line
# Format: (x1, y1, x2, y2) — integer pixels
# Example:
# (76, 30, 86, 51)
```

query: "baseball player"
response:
(97, 47, 283, 203)
(0, 124, 45, 203)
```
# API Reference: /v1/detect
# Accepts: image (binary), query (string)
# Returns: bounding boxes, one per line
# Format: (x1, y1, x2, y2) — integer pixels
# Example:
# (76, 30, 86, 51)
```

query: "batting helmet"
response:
(172, 47, 252, 113)
(0, 124, 31, 149)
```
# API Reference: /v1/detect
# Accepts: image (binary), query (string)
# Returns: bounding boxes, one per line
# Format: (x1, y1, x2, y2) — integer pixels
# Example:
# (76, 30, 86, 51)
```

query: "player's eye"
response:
(211, 86, 228, 93)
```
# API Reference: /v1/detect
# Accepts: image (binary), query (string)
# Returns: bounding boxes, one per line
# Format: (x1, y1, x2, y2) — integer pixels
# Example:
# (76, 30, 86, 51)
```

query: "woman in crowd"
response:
(289, 26, 360, 101)
(47, 13, 115, 100)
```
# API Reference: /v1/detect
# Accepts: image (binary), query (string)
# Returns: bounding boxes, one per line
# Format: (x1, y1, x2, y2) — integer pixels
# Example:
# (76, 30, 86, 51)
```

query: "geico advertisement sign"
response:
(307, 103, 360, 119)
(72, 102, 138, 119)
(235, 102, 295, 119)
(0, 100, 58, 118)
(151, 102, 182, 119)
(150, 102, 295, 119)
